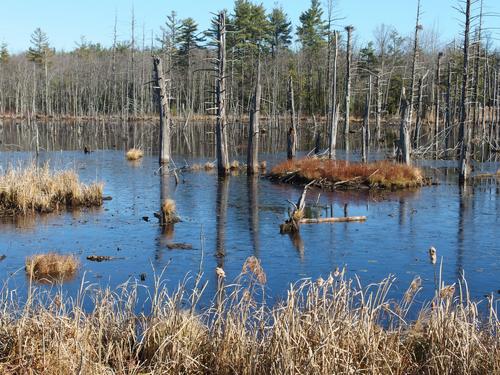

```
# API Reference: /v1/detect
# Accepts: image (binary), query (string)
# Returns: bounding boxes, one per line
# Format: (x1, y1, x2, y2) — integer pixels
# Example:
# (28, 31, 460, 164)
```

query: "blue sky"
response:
(0, 0, 498, 53)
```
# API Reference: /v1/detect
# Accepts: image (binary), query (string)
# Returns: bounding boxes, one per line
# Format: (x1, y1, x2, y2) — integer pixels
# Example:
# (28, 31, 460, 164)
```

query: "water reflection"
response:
(215, 176, 229, 268)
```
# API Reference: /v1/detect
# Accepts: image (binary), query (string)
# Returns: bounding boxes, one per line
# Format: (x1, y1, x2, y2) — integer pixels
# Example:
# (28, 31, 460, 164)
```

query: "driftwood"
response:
(300, 216, 366, 224)
(280, 181, 367, 234)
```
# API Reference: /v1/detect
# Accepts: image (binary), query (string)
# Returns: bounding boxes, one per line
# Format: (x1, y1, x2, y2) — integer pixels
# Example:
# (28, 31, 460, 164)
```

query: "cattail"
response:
(326, 274, 334, 285)
(405, 276, 422, 303)
(333, 267, 341, 278)
(429, 246, 437, 264)
(215, 267, 225, 279)
(316, 277, 325, 287)
(439, 284, 455, 300)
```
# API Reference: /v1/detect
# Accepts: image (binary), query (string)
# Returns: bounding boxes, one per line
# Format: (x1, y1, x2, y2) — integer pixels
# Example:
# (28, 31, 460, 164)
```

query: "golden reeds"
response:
(0, 258, 498, 374)
(126, 148, 144, 161)
(0, 163, 103, 215)
(270, 157, 425, 189)
(204, 161, 215, 171)
(25, 253, 79, 281)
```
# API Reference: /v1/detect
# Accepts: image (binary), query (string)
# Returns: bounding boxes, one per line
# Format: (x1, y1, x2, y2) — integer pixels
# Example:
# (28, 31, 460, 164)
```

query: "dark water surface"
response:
(0, 121, 499, 311)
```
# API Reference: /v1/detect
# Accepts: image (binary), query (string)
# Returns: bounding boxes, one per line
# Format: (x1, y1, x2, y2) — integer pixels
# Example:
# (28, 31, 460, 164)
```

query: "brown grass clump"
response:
(126, 148, 144, 161)
(270, 157, 425, 190)
(0, 258, 498, 374)
(161, 199, 176, 217)
(0, 163, 103, 215)
(204, 161, 215, 171)
(259, 160, 267, 170)
(189, 163, 202, 171)
(230, 160, 240, 170)
(25, 253, 79, 281)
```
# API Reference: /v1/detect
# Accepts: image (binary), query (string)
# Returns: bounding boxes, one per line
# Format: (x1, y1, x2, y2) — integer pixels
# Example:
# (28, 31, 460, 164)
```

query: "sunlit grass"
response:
(0, 258, 498, 374)
(270, 157, 424, 189)
(0, 163, 103, 215)
(25, 253, 79, 282)
(126, 148, 144, 161)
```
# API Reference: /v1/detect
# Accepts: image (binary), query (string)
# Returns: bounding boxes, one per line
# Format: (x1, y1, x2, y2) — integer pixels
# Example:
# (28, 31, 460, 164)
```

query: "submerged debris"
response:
(87, 255, 113, 262)
(166, 242, 193, 250)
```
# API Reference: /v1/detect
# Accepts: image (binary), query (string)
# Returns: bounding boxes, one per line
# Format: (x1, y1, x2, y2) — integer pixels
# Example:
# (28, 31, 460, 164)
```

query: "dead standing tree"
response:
(328, 31, 339, 159)
(362, 75, 372, 163)
(215, 11, 230, 176)
(408, 0, 423, 145)
(399, 88, 411, 164)
(247, 57, 261, 174)
(344, 26, 354, 142)
(458, 0, 472, 184)
(153, 56, 171, 165)
(287, 75, 297, 160)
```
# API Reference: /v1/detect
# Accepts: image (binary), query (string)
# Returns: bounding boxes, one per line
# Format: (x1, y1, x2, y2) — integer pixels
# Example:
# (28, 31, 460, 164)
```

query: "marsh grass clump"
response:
(269, 157, 425, 190)
(126, 148, 144, 161)
(0, 258, 498, 374)
(160, 199, 180, 224)
(25, 253, 79, 281)
(203, 161, 215, 171)
(0, 163, 103, 215)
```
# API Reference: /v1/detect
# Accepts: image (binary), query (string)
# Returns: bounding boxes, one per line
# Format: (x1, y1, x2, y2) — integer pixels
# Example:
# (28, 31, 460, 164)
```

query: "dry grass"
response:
(25, 253, 79, 282)
(204, 161, 215, 171)
(126, 148, 144, 161)
(161, 199, 176, 217)
(0, 163, 103, 215)
(0, 259, 498, 374)
(270, 157, 425, 189)
(230, 160, 240, 171)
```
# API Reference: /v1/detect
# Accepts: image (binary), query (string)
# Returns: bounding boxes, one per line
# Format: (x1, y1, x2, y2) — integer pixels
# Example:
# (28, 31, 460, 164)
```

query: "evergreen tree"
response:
(0, 43, 8, 64)
(27, 27, 51, 64)
(297, 0, 327, 51)
(269, 7, 292, 55)
(178, 18, 205, 64)
(231, 0, 271, 54)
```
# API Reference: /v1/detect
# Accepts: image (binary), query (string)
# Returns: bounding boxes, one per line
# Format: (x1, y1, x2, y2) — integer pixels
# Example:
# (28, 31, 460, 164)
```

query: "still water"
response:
(0, 120, 499, 310)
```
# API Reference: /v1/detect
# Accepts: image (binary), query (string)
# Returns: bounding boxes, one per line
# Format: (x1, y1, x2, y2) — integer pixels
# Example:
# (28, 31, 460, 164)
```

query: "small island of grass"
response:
(269, 157, 426, 190)
(0, 163, 103, 216)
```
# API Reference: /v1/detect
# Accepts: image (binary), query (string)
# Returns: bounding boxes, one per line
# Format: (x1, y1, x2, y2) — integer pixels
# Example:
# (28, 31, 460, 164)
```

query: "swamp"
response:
(0, 0, 499, 373)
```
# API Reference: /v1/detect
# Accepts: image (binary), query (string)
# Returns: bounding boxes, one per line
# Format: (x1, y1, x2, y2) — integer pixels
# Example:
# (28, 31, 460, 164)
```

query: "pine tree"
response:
(269, 7, 292, 55)
(178, 18, 204, 65)
(27, 28, 51, 65)
(0, 43, 8, 64)
(297, 0, 327, 51)
(232, 0, 271, 54)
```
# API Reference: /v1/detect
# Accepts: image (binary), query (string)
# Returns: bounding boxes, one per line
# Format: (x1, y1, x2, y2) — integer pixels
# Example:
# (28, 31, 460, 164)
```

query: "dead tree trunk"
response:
(445, 59, 452, 158)
(287, 75, 297, 160)
(413, 71, 427, 148)
(434, 52, 443, 158)
(153, 56, 171, 165)
(375, 74, 382, 144)
(216, 12, 229, 176)
(408, 0, 422, 139)
(399, 88, 411, 165)
(328, 31, 339, 159)
(362, 75, 372, 163)
(344, 26, 354, 141)
(247, 57, 261, 174)
(459, 0, 471, 185)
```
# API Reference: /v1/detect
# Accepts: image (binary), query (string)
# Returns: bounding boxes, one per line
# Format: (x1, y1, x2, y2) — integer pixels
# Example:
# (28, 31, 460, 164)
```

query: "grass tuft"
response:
(0, 163, 103, 215)
(126, 148, 144, 161)
(25, 253, 79, 281)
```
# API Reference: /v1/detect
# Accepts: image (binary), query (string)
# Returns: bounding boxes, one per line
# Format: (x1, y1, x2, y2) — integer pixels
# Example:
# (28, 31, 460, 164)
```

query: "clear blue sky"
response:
(0, 0, 498, 53)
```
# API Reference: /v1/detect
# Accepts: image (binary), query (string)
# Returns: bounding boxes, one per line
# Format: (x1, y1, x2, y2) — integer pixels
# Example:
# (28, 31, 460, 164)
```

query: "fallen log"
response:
(300, 216, 367, 224)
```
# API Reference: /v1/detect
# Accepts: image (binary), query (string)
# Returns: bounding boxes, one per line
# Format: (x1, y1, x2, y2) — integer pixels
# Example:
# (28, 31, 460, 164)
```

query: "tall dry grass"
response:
(0, 163, 103, 215)
(0, 259, 498, 374)
(270, 158, 424, 189)
(25, 253, 79, 282)
(126, 148, 144, 161)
